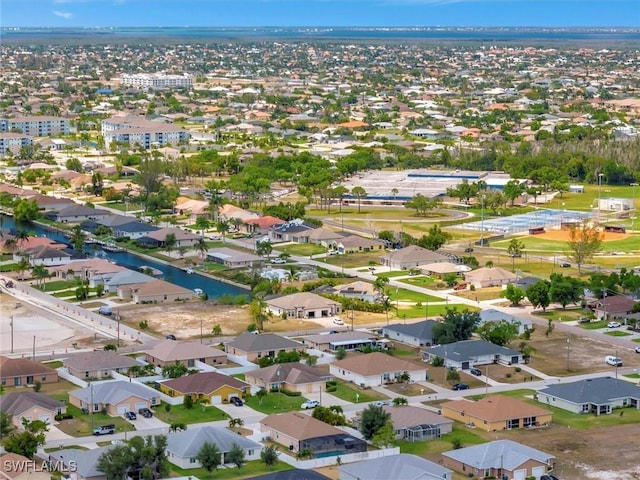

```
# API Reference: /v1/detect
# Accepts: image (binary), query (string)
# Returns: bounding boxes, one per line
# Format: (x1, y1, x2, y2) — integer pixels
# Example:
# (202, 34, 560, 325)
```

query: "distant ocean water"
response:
(2, 26, 640, 43)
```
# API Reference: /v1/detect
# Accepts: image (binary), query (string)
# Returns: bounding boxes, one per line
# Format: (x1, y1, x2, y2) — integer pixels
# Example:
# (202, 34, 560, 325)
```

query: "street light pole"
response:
(566, 337, 570, 371)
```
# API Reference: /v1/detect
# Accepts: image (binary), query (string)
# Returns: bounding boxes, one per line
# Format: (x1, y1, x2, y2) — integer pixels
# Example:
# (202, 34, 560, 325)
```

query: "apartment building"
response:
(0, 132, 33, 156)
(101, 116, 190, 149)
(0, 116, 70, 136)
(120, 73, 193, 89)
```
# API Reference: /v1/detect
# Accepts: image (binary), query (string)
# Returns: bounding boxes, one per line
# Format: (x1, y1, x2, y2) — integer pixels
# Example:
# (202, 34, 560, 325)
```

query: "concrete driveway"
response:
(129, 415, 168, 431)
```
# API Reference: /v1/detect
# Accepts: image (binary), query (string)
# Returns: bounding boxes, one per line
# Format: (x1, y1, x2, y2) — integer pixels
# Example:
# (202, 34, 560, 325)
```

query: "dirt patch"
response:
(385, 382, 434, 396)
(536, 228, 629, 242)
(115, 301, 325, 340)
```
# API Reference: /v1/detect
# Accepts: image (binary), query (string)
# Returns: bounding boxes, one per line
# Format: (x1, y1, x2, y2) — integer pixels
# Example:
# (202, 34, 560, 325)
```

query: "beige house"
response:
(330, 352, 427, 387)
(0, 356, 58, 387)
(63, 351, 139, 380)
(307, 227, 345, 247)
(464, 266, 517, 289)
(381, 245, 450, 270)
(382, 405, 453, 441)
(441, 395, 553, 432)
(225, 333, 304, 362)
(245, 363, 331, 394)
(117, 279, 193, 303)
(0, 392, 67, 427)
(68, 381, 158, 416)
(144, 340, 227, 368)
(335, 235, 385, 254)
(266, 292, 342, 319)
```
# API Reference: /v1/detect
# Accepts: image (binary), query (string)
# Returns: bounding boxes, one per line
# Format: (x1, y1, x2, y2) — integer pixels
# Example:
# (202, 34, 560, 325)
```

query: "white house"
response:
(330, 352, 427, 387)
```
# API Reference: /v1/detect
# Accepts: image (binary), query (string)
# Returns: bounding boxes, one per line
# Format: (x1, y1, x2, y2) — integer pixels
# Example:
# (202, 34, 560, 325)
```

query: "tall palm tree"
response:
(216, 221, 230, 244)
(164, 233, 177, 258)
(16, 258, 30, 281)
(194, 216, 210, 238)
(31, 264, 50, 290)
(194, 238, 208, 262)
(15, 231, 30, 250)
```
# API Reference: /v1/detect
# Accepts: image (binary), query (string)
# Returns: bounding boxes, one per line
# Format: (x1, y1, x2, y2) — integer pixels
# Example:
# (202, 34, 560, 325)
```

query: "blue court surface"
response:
(458, 209, 592, 235)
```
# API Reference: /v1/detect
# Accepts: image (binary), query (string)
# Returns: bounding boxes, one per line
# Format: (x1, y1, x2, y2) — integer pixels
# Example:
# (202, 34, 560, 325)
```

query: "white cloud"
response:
(53, 10, 74, 18)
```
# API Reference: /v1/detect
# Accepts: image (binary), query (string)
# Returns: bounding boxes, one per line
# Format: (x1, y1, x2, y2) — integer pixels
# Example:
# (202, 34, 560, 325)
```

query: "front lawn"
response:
(375, 270, 412, 278)
(277, 243, 326, 256)
(171, 459, 293, 479)
(604, 331, 632, 337)
(41, 280, 78, 292)
(243, 392, 308, 414)
(384, 287, 443, 303)
(580, 320, 608, 330)
(330, 381, 388, 403)
(50, 395, 135, 437)
(398, 276, 435, 288)
(152, 402, 227, 424)
(396, 303, 479, 321)
(396, 424, 487, 456)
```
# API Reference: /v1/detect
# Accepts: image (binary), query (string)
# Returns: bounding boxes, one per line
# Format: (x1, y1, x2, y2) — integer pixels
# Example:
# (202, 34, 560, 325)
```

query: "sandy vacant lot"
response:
(536, 229, 629, 242)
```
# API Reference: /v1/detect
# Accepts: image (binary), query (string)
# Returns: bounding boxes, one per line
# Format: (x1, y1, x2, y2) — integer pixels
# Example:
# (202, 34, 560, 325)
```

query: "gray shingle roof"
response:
(167, 426, 261, 457)
(63, 351, 139, 372)
(0, 392, 63, 416)
(49, 446, 114, 478)
(539, 377, 640, 404)
(442, 439, 553, 471)
(382, 320, 439, 340)
(69, 380, 156, 405)
(339, 453, 452, 480)
(226, 333, 303, 353)
(425, 340, 520, 362)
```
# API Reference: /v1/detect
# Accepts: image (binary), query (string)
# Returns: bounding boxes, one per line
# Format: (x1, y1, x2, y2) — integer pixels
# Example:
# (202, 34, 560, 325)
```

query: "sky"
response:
(1, 0, 639, 28)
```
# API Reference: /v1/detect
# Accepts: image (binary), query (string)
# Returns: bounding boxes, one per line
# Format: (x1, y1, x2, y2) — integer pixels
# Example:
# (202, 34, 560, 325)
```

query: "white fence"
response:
(56, 367, 88, 388)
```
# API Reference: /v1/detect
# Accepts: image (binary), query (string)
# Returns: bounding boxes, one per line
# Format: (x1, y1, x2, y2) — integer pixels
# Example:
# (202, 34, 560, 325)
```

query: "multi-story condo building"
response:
(101, 116, 190, 149)
(0, 116, 70, 137)
(0, 132, 33, 156)
(120, 73, 193, 89)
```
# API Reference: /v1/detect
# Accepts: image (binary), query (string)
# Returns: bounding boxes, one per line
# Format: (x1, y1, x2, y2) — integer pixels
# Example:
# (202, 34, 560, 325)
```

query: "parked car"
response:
(577, 317, 590, 324)
(138, 407, 153, 418)
(165, 334, 177, 340)
(327, 249, 339, 255)
(464, 247, 474, 253)
(452, 383, 469, 391)
(98, 305, 113, 316)
(301, 400, 320, 409)
(230, 396, 243, 406)
(333, 317, 344, 325)
(469, 368, 482, 376)
(270, 257, 287, 264)
(374, 401, 392, 407)
(605, 355, 623, 367)
(93, 424, 116, 436)
(124, 411, 137, 421)
(453, 282, 468, 291)
(540, 475, 559, 480)
(635, 346, 640, 354)
(559, 262, 571, 268)
(607, 322, 621, 328)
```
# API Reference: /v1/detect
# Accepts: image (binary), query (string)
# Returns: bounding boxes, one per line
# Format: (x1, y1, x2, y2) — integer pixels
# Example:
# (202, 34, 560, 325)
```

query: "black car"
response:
(464, 247, 474, 253)
(452, 383, 469, 391)
(469, 368, 482, 376)
(540, 475, 559, 480)
(165, 334, 177, 340)
(124, 411, 137, 420)
(230, 396, 243, 406)
(559, 262, 571, 268)
(138, 407, 153, 418)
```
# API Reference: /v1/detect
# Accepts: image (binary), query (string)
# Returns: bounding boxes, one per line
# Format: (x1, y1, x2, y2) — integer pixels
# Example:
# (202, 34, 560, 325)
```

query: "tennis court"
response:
(458, 209, 592, 235)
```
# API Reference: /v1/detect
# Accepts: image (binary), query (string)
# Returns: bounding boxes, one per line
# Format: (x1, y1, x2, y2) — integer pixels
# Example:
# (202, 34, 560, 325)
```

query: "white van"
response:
(98, 305, 112, 316)
(605, 355, 623, 367)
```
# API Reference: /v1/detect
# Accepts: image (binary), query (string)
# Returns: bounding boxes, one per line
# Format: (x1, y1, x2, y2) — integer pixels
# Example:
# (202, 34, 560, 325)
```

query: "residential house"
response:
(303, 331, 377, 352)
(117, 279, 193, 303)
(464, 266, 517, 289)
(174, 197, 209, 219)
(250, 471, 330, 480)
(225, 333, 304, 362)
(245, 362, 332, 394)
(339, 454, 452, 480)
(306, 227, 346, 247)
(62, 351, 140, 380)
(22, 245, 72, 267)
(0, 392, 67, 427)
(381, 320, 439, 347)
(441, 440, 555, 480)
(0, 356, 58, 387)
(381, 245, 450, 270)
(330, 352, 427, 387)
(269, 219, 316, 243)
(103, 269, 155, 292)
(244, 215, 286, 235)
(69, 381, 158, 416)
(260, 411, 366, 455)
(537, 377, 640, 415)
(423, 340, 525, 370)
(327, 281, 380, 303)
(420, 261, 465, 277)
(206, 247, 265, 268)
(266, 292, 342, 319)
(49, 258, 126, 285)
(30, 194, 75, 212)
(381, 406, 453, 442)
(53, 205, 110, 223)
(160, 371, 248, 404)
(587, 295, 635, 321)
(136, 227, 199, 248)
(0, 452, 50, 480)
(166, 426, 261, 469)
(335, 235, 385, 254)
(441, 395, 553, 432)
(48, 446, 114, 480)
(218, 203, 260, 224)
(144, 339, 227, 368)
(81, 215, 158, 239)
(479, 309, 533, 335)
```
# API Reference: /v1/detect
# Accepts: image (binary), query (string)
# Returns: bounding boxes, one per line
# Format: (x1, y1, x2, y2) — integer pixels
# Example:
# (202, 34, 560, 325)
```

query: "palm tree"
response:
(351, 186, 367, 213)
(216, 221, 230, 244)
(164, 233, 177, 258)
(70, 225, 86, 252)
(194, 238, 208, 262)
(194, 216, 210, 238)
(16, 258, 30, 281)
(31, 264, 50, 290)
(2, 238, 17, 253)
(15, 231, 30, 250)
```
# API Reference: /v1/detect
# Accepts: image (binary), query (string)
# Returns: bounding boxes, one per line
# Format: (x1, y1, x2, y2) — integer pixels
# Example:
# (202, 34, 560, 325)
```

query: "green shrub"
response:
(514, 367, 521, 373)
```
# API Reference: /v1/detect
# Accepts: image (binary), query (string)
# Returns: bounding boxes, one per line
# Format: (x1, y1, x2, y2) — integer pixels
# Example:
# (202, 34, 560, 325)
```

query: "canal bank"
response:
(1, 214, 249, 299)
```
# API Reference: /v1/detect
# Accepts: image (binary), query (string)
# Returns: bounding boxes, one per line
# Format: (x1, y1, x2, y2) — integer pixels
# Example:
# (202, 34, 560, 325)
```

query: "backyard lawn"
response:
(243, 392, 308, 414)
(329, 380, 388, 404)
(396, 303, 479, 321)
(171, 459, 293, 479)
(396, 424, 488, 457)
(152, 402, 227, 425)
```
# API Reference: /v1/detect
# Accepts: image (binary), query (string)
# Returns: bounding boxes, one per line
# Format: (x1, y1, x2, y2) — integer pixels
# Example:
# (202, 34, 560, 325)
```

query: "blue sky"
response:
(1, 0, 639, 28)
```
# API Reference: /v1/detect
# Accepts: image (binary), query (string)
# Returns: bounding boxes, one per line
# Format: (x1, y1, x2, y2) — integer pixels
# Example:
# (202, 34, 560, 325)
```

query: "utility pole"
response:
(10, 315, 13, 354)
(566, 336, 570, 371)
(631, 182, 638, 231)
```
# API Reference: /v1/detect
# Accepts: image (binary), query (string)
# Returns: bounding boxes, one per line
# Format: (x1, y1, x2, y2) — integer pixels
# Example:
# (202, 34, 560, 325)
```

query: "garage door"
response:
(117, 404, 129, 415)
(39, 415, 51, 423)
(531, 466, 546, 479)
(210, 395, 221, 405)
(514, 469, 527, 480)
(135, 402, 147, 411)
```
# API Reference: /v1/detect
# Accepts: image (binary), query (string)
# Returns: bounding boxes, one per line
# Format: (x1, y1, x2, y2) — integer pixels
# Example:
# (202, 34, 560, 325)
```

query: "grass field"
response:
(50, 394, 135, 437)
(384, 286, 443, 303)
(395, 303, 478, 320)
(277, 243, 327, 256)
(329, 380, 388, 403)
(493, 233, 640, 254)
(153, 402, 227, 425)
(243, 392, 308, 414)
(398, 276, 436, 288)
(171, 459, 293, 479)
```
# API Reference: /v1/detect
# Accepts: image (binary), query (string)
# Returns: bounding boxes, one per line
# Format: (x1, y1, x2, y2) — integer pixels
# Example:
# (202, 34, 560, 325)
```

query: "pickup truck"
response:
(93, 424, 115, 435)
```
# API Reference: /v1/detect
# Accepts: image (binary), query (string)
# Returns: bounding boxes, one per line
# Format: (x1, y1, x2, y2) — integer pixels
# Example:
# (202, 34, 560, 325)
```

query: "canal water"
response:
(1, 214, 247, 299)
